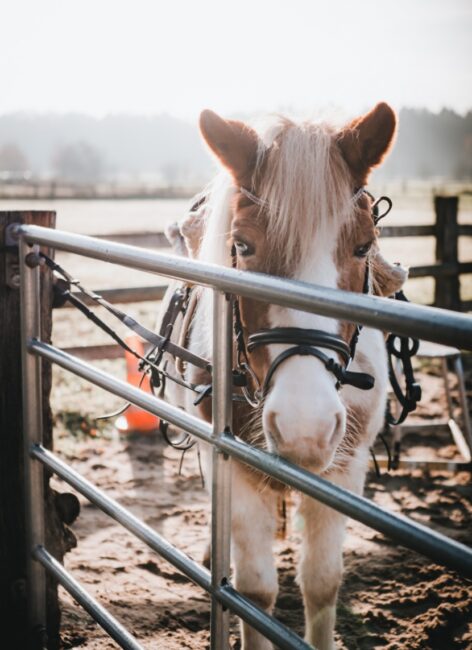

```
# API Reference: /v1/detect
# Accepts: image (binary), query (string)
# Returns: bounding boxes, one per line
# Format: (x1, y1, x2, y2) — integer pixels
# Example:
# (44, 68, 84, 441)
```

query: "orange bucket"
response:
(116, 334, 159, 434)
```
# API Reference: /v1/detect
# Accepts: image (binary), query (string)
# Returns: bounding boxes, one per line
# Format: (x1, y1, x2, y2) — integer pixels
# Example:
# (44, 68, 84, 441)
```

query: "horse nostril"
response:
(266, 411, 283, 448)
(328, 412, 344, 446)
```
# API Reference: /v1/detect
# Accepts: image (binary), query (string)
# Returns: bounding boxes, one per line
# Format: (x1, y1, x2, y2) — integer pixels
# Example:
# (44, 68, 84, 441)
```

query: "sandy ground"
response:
(50, 300, 472, 650)
(53, 437, 472, 650)
(53, 433, 472, 650)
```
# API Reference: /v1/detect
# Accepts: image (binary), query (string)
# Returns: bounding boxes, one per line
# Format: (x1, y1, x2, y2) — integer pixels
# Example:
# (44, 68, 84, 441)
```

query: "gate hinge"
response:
(3, 222, 21, 289)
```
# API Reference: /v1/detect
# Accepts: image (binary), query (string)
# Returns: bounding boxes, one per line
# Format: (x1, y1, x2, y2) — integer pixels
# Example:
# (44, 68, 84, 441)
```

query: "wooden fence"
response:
(0, 210, 77, 649)
(61, 194, 472, 308)
(381, 196, 472, 312)
(56, 195, 471, 361)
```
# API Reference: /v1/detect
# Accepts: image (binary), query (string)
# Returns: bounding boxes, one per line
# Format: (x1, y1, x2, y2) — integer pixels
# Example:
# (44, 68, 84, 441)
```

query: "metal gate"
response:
(16, 224, 472, 650)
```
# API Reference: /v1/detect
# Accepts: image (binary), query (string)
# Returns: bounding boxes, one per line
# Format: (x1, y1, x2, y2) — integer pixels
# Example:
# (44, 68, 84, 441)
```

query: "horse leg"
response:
(297, 495, 347, 650)
(232, 464, 278, 650)
(297, 465, 366, 650)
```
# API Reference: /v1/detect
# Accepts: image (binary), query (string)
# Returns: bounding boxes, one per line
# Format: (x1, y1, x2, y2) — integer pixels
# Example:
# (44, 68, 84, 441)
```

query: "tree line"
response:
(0, 108, 470, 185)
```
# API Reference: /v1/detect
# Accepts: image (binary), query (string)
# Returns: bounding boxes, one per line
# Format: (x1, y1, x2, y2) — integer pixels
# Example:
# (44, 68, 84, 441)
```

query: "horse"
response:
(157, 103, 407, 649)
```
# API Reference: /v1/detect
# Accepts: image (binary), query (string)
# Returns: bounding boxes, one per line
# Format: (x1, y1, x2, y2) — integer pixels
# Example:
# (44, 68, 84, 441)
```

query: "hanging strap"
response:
(53, 278, 207, 394)
(43, 253, 250, 406)
(386, 291, 422, 425)
(41, 252, 212, 373)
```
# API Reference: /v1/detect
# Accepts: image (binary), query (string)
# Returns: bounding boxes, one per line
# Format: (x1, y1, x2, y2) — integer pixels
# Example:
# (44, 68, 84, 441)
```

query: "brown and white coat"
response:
(158, 103, 407, 650)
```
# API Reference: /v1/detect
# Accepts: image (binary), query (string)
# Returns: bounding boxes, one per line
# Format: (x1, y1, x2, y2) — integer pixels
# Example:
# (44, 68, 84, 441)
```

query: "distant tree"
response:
(52, 141, 104, 183)
(0, 109, 469, 185)
(455, 134, 472, 180)
(375, 107, 472, 181)
(0, 143, 29, 172)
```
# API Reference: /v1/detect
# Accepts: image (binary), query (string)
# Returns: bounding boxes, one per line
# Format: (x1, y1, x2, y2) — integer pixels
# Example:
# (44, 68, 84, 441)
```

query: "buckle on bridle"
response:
(239, 361, 263, 408)
(407, 382, 422, 405)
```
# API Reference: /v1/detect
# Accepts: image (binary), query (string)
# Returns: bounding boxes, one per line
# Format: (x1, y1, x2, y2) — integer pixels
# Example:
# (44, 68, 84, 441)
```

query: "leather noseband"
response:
(247, 327, 375, 396)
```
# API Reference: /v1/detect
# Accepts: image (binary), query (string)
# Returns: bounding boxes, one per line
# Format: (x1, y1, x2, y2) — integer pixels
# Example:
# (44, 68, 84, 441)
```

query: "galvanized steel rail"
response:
(30, 445, 309, 650)
(28, 339, 472, 579)
(18, 225, 472, 350)
(18, 224, 472, 650)
(33, 546, 144, 650)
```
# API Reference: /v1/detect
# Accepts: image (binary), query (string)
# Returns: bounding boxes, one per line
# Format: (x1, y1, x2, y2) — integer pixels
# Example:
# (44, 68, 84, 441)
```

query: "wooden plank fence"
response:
(56, 195, 471, 359)
(62, 195, 471, 308)
(0, 211, 79, 649)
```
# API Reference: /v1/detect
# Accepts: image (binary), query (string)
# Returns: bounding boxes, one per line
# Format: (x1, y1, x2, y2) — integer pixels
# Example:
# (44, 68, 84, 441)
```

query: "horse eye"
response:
(234, 240, 254, 257)
(354, 241, 373, 258)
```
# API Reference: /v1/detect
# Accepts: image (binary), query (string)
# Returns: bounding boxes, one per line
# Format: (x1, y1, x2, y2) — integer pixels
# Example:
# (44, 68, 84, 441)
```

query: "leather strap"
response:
(248, 327, 351, 363)
(385, 293, 422, 424)
(247, 328, 375, 395)
(259, 344, 374, 395)
(42, 253, 212, 372)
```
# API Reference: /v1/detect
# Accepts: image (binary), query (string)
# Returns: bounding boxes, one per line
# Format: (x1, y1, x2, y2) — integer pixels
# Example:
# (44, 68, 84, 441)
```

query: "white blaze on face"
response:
(262, 235, 346, 472)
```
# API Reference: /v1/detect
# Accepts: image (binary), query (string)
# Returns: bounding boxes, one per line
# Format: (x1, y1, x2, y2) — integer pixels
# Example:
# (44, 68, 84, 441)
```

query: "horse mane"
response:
(255, 117, 354, 268)
(198, 115, 356, 271)
(197, 172, 234, 267)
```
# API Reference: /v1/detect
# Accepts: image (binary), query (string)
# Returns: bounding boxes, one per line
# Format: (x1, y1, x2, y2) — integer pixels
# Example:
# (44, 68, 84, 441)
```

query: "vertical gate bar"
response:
(210, 290, 233, 649)
(19, 237, 47, 646)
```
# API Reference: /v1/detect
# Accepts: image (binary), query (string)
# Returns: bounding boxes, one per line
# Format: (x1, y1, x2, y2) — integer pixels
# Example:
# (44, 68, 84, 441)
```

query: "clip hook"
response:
(372, 196, 393, 224)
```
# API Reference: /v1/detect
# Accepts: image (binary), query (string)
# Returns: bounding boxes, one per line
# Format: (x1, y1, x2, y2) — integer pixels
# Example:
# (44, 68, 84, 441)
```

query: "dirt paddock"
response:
(49, 299, 472, 650)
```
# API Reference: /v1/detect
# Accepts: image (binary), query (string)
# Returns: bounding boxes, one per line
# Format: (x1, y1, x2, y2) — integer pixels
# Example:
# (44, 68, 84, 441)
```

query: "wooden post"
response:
(0, 211, 78, 649)
(434, 196, 461, 311)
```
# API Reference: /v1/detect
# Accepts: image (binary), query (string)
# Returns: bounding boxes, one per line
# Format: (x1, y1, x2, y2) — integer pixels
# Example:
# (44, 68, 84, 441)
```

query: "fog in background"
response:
(0, 108, 471, 188)
(1, 0, 471, 190)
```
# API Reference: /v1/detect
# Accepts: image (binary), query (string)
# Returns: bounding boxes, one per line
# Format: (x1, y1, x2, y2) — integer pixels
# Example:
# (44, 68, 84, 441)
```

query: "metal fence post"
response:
(19, 236, 47, 647)
(210, 290, 233, 649)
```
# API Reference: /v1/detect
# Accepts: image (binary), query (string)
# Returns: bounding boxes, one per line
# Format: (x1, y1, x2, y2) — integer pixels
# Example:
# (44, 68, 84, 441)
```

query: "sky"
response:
(1, 0, 471, 122)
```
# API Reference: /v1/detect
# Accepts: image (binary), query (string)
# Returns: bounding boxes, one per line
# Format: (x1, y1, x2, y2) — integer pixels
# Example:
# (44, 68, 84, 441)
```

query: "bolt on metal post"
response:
(210, 291, 233, 649)
(19, 237, 47, 646)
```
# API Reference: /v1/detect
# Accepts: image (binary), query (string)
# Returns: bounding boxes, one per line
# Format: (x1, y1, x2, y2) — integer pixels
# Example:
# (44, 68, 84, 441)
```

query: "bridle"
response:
(35, 173, 419, 483)
(231, 185, 393, 407)
(39, 180, 419, 452)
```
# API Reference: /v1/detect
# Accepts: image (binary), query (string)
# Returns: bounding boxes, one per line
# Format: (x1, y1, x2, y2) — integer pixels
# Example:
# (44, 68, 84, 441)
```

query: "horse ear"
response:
(337, 102, 397, 185)
(371, 250, 408, 297)
(199, 109, 259, 184)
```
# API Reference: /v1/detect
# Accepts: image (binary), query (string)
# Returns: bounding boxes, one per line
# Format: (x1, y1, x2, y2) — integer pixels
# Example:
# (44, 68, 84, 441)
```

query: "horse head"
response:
(199, 104, 406, 472)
